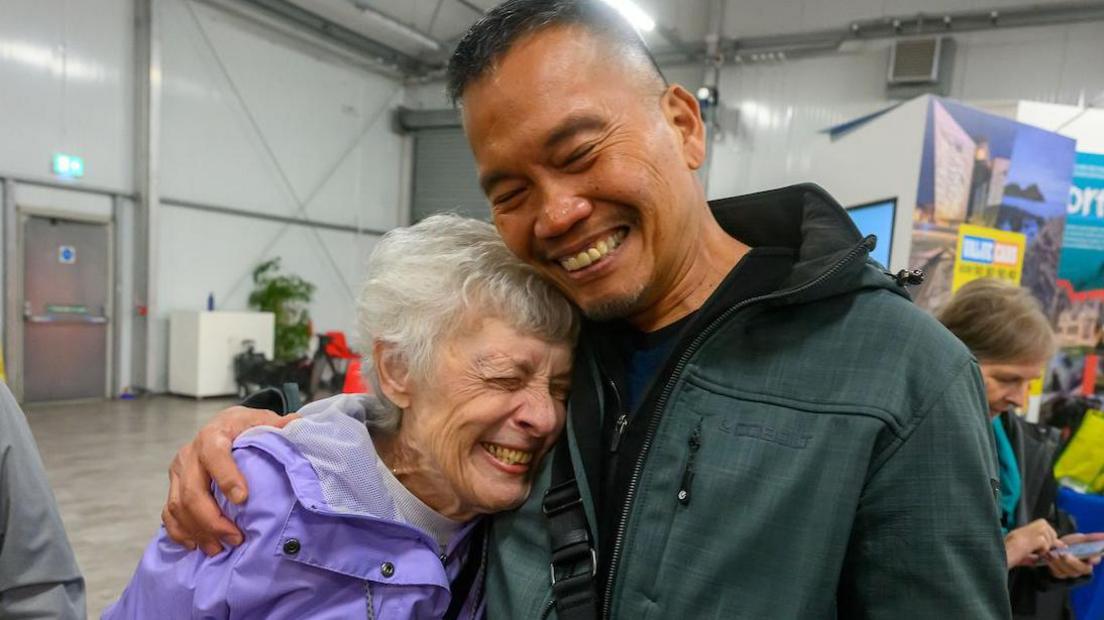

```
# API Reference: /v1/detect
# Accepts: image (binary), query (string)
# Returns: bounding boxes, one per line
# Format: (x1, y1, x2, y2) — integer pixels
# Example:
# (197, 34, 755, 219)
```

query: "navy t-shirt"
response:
(613, 246, 794, 414)
(622, 313, 696, 412)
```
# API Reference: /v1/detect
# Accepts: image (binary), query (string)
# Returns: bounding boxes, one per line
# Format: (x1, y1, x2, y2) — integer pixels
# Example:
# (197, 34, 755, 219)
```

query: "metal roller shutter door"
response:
(410, 128, 490, 223)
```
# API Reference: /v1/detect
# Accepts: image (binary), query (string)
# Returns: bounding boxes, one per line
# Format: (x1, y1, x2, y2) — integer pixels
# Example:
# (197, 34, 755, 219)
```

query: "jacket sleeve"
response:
(0, 382, 86, 620)
(102, 447, 291, 619)
(836, 358, 1012, 619)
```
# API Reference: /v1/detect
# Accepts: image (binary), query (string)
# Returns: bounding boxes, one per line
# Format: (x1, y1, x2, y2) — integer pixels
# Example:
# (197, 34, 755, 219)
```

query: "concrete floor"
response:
(25, 395, 231, 619)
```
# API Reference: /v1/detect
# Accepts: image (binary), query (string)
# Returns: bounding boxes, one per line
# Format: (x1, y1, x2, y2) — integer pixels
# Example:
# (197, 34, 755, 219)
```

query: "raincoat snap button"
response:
(380, 562, 395, 578)
(282, 539, 301, 555)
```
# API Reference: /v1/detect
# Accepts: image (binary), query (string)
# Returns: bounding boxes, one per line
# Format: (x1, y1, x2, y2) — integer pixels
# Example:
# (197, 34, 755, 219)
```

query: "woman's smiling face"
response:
(394, 317, 573, 517)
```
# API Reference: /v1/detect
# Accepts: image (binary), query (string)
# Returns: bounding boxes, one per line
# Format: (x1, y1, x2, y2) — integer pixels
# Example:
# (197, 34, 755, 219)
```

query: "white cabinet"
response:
(169, 311, 275, 398)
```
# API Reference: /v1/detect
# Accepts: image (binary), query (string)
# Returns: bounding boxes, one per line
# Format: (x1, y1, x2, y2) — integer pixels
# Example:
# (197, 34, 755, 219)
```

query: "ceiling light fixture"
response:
(599, 0, 656, 33)
(359, 5, 441, 51)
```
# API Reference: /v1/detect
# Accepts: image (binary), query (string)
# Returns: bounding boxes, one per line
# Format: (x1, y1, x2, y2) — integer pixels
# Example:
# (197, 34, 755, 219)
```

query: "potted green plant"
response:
(247, 258, 315, 361)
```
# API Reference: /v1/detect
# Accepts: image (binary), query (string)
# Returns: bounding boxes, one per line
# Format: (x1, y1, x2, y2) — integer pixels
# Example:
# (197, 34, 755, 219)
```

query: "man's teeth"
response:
(483, 443, 533, 466)
(560, 230, 626, 272)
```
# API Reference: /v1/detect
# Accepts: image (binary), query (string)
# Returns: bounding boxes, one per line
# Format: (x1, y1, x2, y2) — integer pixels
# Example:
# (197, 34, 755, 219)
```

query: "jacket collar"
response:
(241, 396, 400, 520)
(709, 183, 909, 306)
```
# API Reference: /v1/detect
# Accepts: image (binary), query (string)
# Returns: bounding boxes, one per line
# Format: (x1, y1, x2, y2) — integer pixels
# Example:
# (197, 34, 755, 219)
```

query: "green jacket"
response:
(486, 184, 1010, 618)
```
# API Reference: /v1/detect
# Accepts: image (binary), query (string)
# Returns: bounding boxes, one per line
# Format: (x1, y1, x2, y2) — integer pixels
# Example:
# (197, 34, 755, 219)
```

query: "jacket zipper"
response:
(608, 378, 628, 453)
(599, 238, 873, 618)
(676, 418, 703, 506)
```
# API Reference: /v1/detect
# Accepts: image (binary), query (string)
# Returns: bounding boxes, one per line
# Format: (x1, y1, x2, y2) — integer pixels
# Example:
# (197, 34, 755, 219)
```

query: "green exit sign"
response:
(52, 153, 85, 178)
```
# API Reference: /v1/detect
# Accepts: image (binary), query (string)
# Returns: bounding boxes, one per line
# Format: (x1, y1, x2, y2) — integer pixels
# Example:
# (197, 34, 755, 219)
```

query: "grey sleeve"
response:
(0, 382, 86, 619)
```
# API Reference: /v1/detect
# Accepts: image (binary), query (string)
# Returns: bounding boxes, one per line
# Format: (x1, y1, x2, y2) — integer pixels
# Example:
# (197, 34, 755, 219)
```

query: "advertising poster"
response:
(1058, 153, 1104, 291)
(1054, 153, 1104, 349)
(1054, 297, 1104, 349)
(951, 224, 1026, 292)
(910, 98, 1076, 314)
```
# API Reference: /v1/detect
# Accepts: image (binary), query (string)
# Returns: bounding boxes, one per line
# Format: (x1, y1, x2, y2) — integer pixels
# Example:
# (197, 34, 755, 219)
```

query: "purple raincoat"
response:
(104, 395, 485, 619)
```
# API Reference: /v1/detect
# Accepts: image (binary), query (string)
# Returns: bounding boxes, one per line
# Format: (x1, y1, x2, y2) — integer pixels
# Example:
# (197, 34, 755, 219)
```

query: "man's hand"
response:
(162, 406, 299, 556)
(1042, 532, 1104, 580)
(1005, 519, 1060, 568)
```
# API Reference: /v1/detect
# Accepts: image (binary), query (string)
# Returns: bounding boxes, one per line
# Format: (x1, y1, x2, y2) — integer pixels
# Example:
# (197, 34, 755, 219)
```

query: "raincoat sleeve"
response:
(103, 447, 293, 619)
(0, 382, 86, 620)
(836, 359, 1012, 618)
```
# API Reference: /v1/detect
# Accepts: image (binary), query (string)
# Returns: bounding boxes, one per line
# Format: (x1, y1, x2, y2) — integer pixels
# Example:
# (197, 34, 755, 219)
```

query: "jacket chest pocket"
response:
(669, 384, 829, 491)
(616, 379, 877, 613)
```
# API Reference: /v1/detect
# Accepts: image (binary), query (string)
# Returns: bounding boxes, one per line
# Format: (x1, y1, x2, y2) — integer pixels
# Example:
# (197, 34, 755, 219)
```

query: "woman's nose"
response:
(513, 392, 561, 437)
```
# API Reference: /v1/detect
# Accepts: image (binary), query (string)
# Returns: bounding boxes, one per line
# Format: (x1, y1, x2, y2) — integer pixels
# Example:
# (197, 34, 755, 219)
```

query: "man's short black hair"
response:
(446, 0, 667, 106)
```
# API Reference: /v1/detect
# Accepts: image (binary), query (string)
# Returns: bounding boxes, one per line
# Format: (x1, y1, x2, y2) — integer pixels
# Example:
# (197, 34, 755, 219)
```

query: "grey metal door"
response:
(411, 128, 489, 223)
(22, 216, 110, 401)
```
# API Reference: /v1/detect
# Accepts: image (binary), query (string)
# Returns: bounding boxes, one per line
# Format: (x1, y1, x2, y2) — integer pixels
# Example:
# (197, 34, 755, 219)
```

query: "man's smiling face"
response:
(460, 25, 708, 322)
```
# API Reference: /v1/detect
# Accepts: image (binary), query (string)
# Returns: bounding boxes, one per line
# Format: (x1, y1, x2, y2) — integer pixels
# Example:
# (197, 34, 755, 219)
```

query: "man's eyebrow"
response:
(542, 113, 607, 151)
(479, 114, 608, 195)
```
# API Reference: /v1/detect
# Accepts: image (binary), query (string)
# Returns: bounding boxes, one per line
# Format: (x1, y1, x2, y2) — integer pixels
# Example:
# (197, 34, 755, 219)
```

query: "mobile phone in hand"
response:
(1037, 539, 1104, 565)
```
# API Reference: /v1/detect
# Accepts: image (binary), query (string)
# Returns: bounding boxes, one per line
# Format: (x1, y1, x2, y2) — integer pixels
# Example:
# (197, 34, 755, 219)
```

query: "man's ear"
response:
(372, 341, 412, 410)
(660, 84, 707, 170)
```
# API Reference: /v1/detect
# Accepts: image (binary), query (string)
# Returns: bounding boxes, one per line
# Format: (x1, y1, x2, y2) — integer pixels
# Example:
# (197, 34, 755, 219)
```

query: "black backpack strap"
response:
(543, 437, 599, 619)
(444, 524, 487, 620)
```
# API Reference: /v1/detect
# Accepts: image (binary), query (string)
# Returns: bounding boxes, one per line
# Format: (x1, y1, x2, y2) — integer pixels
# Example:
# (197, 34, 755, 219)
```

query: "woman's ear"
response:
(372, 341, 412, 409)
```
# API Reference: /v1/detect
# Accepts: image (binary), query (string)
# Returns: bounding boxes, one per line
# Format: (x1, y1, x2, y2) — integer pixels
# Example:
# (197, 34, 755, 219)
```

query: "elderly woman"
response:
(104, 214, 577, 619)
(939, 278, 1103, 619)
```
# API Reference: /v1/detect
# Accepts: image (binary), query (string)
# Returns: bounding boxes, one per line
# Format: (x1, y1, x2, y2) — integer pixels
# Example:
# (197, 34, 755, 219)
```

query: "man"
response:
(0, 381, 86, 619)
(164, 1, 1010, 617)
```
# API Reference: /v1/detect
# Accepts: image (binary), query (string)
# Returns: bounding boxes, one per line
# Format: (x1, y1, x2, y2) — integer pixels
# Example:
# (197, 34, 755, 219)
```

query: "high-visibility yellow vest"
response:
(1055, 409, 1104, 494)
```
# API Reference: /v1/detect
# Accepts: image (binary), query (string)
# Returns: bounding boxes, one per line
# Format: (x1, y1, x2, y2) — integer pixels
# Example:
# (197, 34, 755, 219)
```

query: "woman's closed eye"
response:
(550, 385, 571, 403)
(487, 376, 524, 391)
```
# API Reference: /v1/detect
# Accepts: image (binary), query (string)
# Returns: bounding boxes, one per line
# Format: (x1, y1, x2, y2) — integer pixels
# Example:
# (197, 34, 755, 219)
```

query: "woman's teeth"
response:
(483, 443, 533, 466)
(559, 230, 626, 272)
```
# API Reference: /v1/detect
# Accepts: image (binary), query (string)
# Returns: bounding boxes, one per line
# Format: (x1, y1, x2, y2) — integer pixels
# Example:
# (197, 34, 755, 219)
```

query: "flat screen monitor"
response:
(846, 198, 896, 268)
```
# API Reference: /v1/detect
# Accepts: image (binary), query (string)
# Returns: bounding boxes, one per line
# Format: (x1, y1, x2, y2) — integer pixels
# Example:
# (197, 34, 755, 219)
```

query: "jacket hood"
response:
(240, 393, 401, 521)
(709, 183, 911, 306)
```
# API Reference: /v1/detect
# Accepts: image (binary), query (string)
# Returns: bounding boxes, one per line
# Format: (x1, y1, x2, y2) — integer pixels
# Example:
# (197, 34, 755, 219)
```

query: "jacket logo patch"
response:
(719, 419, 812, 449)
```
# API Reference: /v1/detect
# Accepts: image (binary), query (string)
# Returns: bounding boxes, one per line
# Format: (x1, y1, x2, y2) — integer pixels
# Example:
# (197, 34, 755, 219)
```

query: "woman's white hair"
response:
(355, 213, 578, 431)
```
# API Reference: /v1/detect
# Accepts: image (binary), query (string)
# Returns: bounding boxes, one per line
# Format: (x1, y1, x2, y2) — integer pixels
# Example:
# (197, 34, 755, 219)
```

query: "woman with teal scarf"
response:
(941, 279, 1104, 619)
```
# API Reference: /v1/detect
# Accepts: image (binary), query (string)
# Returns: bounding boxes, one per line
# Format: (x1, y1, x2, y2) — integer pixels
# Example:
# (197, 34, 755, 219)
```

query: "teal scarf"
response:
(992, 417, 1021, 534)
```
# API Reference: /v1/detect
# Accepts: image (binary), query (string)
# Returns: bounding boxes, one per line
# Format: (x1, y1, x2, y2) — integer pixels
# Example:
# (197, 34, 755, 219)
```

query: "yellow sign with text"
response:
(952, 224, 1027, 292)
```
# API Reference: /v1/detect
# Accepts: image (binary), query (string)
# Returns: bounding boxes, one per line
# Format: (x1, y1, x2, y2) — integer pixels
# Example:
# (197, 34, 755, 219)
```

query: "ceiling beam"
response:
(452, 0, 487, 16)
(652, 1, 1104, 66)
(234, 0, 439, 75)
